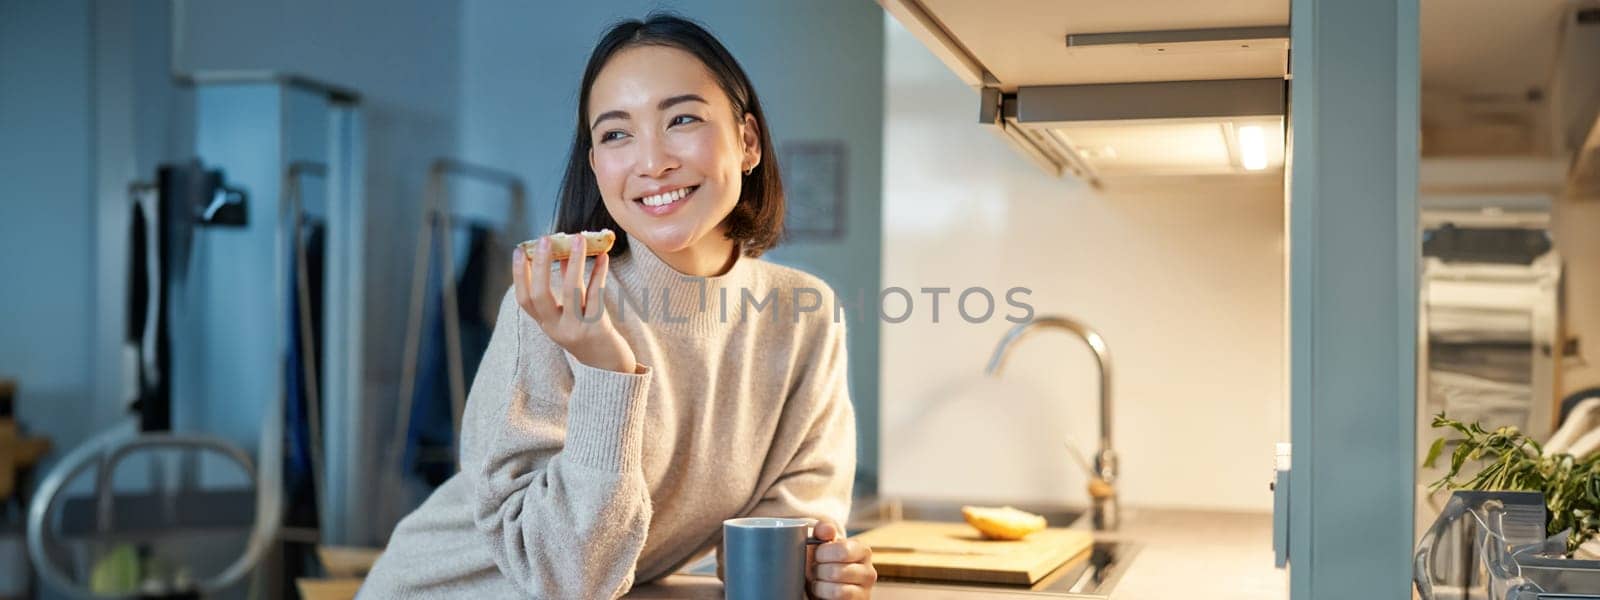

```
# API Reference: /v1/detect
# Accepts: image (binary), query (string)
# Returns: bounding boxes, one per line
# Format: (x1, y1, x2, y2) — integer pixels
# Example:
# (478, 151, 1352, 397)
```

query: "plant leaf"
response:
(1424, 437, 1447, 469)
(1451, 440, 1473, 477)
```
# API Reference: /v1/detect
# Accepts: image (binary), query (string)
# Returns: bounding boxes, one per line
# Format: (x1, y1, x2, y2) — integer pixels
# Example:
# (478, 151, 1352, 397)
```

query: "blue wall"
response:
(459, 0, 886, 488)
(1, 0, 463, 548)
(0, 0, 97, 473)
(172, 0, 462, 544)
(89, 0, 190, 448)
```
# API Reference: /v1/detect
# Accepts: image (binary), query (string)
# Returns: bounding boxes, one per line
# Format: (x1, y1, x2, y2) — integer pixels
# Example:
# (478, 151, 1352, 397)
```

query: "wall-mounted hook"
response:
(157, 160, 248, 227)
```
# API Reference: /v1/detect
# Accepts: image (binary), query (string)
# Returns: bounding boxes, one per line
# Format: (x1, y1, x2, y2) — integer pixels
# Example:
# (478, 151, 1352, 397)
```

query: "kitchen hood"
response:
(983, 78, 1286, 181)
(879, 0, 1290, 186)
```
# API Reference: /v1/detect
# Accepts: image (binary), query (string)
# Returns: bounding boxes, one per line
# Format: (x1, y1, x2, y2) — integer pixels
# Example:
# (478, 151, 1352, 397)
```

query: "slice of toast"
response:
(960, 505, 1048, 540)
(519, 229, 616, 261)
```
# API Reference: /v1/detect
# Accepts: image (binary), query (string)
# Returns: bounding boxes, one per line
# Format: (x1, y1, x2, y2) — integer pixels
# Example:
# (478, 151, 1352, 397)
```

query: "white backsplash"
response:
(880, 15, 1287, 512)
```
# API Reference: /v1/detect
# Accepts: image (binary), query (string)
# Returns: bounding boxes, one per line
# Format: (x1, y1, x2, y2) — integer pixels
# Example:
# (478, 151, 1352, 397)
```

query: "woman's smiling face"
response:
(586, 44, 760, 259)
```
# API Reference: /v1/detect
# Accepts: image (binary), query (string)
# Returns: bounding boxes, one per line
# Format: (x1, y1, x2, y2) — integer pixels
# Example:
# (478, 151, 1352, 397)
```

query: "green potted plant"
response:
(1425, 413, 1600, 555)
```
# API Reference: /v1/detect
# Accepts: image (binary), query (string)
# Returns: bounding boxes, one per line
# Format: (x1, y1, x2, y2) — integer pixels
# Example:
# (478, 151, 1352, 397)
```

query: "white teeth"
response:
(641, 187, 690, 207)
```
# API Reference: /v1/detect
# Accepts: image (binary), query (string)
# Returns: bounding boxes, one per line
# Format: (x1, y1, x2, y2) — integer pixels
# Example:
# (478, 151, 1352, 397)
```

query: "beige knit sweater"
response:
(360, 242, 856, 599)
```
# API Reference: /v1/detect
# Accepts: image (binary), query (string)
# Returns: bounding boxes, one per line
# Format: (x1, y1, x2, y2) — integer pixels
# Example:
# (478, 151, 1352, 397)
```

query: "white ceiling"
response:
(1421, 0, 1568, 97)
(1418, 0, 1593, 156)
(919, 0, 1289, 90)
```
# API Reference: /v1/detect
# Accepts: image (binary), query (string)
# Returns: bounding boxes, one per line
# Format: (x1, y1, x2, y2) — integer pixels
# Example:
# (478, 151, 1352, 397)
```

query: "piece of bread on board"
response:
(961, 505, 1048, 540)
(519, 229, 616, 261)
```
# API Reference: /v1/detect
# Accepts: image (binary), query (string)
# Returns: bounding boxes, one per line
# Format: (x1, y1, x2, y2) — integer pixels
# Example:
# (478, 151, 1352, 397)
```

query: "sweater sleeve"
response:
(714, 321, 856, 583)
(464, 289, 654, 599)
(745, 321, 857, 529)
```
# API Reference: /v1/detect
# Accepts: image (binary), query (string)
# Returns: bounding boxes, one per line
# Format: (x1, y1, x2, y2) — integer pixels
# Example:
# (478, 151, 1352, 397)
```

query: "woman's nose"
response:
(636, 133, 678, 178)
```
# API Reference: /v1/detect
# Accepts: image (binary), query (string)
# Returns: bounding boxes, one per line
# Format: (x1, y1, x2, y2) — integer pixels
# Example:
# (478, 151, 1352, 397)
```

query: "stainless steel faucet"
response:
(985, 315, 1119, 531)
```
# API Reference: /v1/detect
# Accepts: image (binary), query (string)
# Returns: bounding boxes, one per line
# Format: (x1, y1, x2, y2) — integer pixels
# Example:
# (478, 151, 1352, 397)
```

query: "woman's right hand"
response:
(513, 235, 638, 374)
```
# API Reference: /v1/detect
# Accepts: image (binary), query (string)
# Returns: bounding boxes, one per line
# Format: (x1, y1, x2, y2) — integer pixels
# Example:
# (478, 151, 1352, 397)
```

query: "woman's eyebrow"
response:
(591, 110, 630, 131)
(590, 95, 708, 131)
(658, 94, 707, 110)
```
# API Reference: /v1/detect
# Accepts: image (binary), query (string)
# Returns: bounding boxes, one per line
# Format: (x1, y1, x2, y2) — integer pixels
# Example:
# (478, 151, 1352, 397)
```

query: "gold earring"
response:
(744, 166, 754, 176)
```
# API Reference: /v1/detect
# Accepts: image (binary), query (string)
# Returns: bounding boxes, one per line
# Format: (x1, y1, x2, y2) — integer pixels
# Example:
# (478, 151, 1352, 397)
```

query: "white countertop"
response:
(1095, 508, 1285, 599)
(626, 506, 1286, 599)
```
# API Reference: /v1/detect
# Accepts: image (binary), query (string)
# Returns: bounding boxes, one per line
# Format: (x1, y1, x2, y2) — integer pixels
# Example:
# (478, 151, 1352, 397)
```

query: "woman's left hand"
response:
(808, 520, 876, 599)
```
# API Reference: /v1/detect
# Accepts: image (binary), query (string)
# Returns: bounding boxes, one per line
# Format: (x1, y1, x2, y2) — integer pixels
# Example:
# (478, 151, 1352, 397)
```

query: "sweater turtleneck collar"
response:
(609, 236, 754, 334)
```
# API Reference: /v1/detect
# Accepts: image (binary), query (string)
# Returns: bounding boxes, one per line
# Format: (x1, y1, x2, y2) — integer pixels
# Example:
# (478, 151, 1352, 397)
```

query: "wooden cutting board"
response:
(853, 521, 1093, 585)
(295, 577, 363, 600)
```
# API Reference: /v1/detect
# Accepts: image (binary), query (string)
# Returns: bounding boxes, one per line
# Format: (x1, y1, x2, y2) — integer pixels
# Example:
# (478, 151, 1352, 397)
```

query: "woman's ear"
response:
(740, 113, 761, 173)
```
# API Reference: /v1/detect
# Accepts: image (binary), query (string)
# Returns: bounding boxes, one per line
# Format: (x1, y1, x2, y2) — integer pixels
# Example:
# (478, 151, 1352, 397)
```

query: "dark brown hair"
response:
(554, 13, 784, 258)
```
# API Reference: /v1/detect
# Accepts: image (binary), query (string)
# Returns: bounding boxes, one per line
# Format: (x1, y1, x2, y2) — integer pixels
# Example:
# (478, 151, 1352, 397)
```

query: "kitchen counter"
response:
(625, 507, 1284, 599)
(1093, 508, 1284, 599)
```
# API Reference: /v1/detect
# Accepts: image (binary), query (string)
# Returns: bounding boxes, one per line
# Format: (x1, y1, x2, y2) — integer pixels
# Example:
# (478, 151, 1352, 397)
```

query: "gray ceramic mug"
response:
(722, 517, 824, 600)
